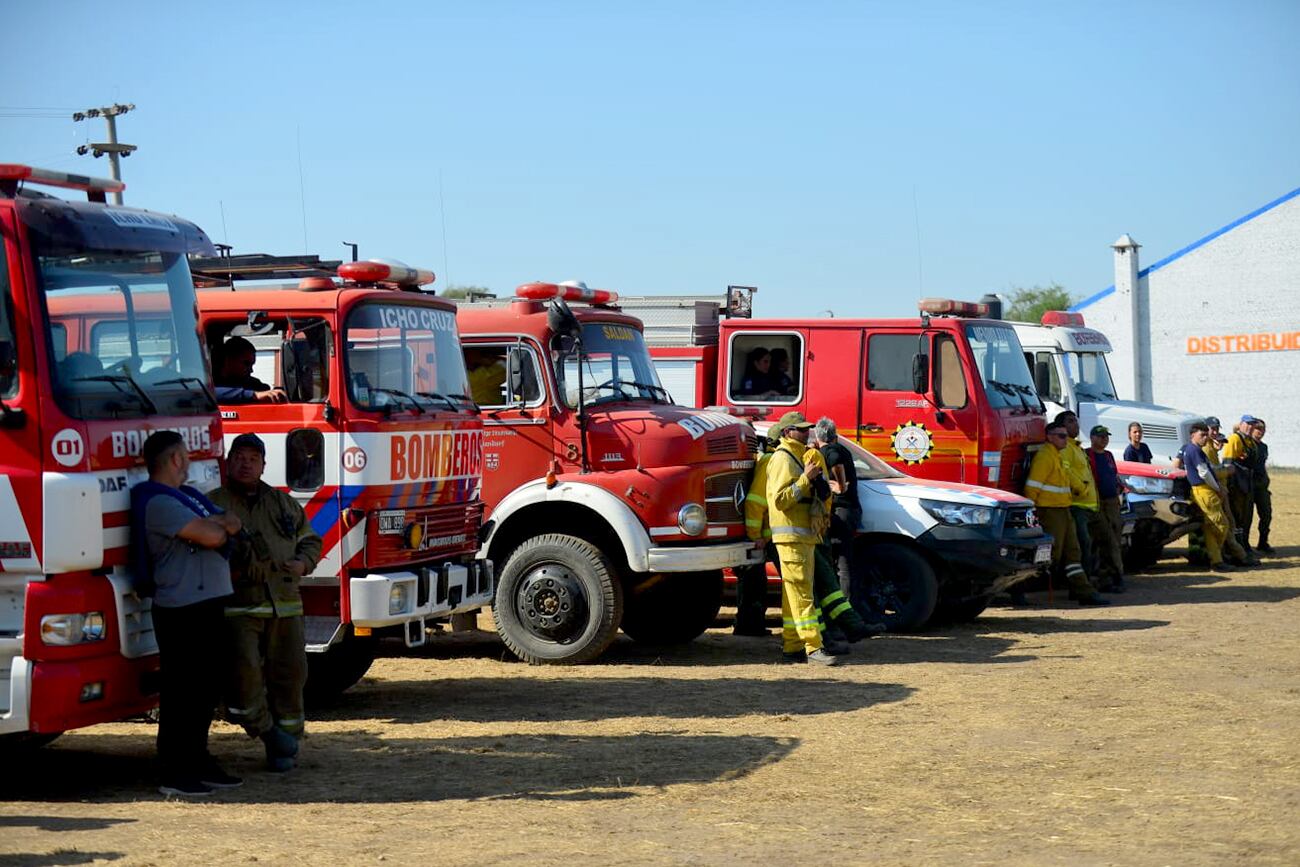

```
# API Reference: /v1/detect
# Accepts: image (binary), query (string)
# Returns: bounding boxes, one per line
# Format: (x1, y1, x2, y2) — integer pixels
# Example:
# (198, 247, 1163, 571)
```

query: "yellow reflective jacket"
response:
(745, 452, 773, 541)
(765, 437, 830, 543)
(1024, 444, 1076, 508)
(1061, 439, 1098, 511)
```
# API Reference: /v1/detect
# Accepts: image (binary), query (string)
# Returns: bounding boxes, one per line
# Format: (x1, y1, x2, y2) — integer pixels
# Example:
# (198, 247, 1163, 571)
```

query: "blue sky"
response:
(3, 0, 1297, 318)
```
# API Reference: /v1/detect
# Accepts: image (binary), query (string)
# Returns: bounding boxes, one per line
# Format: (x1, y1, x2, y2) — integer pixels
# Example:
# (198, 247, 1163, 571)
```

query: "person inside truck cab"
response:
(769, 348, 797, 396)
(737, 347, 776, 397)
(215, 336, 287, 404)
(465, 347, 508, 406)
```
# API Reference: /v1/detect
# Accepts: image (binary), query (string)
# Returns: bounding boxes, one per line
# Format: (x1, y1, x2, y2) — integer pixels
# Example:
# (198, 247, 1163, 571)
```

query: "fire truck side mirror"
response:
(280, 338, 300, 400)
(547, 298, 582, 342)
(911, 353, 930, 394)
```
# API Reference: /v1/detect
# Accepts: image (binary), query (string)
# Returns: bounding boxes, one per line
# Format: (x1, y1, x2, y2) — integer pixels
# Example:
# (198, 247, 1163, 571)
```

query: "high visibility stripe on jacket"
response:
(1062, 439, 1098, 511)
(744, 452, 774, 541)
(1024, 445, 1075, 508)
(767, 436, 819, 544)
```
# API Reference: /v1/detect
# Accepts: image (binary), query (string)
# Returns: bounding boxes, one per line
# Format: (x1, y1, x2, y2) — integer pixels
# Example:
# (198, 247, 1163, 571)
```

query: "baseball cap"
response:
(772, 411, 814, 438)
(228, 432, 266, 458)
(1090, 425, 1110, 437)
(1205, 416, 1220, 427)
(1240, 414, 1257, 423)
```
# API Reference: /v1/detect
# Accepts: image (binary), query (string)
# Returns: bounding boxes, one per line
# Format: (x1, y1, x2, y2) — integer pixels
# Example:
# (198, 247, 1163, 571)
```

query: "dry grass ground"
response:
(3, 475, 1299, 866)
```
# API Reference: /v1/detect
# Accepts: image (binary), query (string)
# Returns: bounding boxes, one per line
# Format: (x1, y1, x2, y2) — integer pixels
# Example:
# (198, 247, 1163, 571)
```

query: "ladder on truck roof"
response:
(189, 253, 343, 287)
(611, 287, 754, 347)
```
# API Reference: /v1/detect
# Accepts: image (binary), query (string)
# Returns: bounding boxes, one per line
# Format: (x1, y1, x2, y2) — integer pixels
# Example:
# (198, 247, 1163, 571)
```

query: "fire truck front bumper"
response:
(350, 561, 494, 629)
(916, 525, 1054, 596)
(2, 652, 160, 735)
(645, 540, 765, 574)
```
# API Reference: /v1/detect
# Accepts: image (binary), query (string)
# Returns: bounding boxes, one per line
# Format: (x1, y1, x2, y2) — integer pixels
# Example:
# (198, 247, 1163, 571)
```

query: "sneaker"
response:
(159, 779, 213, 797)
(198, 764, 244, 789)
(780, 650, 807, 664)
(806, 648, 842, 666)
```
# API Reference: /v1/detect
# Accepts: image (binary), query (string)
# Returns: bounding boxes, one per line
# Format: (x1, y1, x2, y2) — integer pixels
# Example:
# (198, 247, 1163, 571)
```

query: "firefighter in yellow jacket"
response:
(766, 412, 840, 665)
(211, 434, 323, 772)
(1024, 423, 1109, 606)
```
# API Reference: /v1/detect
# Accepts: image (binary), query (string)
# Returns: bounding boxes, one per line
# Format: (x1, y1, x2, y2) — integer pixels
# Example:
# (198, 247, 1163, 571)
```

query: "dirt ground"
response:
(4, 475, 1299, 867)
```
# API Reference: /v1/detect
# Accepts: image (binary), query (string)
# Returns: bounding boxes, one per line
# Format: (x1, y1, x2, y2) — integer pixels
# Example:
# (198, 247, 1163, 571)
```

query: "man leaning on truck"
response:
(1024, 423, 1109, 606)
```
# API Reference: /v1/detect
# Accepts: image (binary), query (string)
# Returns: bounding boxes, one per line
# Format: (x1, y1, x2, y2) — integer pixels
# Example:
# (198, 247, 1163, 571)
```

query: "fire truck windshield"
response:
(1062, 351, 1118, 401)
(964, 324, 1040, 412)
(36, 246, 211, 419)
(557, 322, 669, 408)
(344, 301, 471, 413)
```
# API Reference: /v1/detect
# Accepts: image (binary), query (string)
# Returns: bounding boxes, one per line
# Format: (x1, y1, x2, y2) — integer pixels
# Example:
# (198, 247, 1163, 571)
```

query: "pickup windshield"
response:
(964, 324, 1040, 411)
(344, 301, 471, 413)
(1063, 351, 1118, 401)
(36, 245, 211, 420)
(557, 322, 669, 409)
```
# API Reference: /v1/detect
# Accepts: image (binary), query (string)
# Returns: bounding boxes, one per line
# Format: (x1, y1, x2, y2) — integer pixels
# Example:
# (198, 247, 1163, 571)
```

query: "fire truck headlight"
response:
(677, 503, 707, 536)
(389, 584, 412, 616)
(1122, 474, 1174, 495)
(920, 500, 994, 527)
(40, 612, 107, 646)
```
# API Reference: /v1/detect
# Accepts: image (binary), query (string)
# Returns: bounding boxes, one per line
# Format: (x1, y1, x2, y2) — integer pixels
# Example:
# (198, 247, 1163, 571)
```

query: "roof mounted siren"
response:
(514, 281, 620, 306)
(338, 259, 436, 292)
(0, 163, 125, 203)
(980, 293, 1003, 320)
(918, 297, 990, 318)
(1040, 310, 1086, 327)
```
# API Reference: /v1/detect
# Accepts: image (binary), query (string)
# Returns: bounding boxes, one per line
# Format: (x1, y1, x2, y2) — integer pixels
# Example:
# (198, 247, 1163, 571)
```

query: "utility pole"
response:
(73, 103, 136, 205)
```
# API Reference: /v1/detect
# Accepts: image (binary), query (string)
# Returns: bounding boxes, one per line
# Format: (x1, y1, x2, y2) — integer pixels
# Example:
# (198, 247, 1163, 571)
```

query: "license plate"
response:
(1034, 542, 1053, 564)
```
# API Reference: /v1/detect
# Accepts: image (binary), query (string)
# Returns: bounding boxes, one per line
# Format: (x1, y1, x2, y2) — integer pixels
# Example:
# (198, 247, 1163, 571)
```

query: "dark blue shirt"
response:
(1180, 443, 1210, 486)
(1123, 442, 1152, 463)
(1088, 449, 1120, 499)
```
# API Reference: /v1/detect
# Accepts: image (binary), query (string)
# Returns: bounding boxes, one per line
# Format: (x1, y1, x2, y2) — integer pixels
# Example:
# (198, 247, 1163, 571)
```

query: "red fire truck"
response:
(0, 164, 222, 745)
(456, 282, 763, 664)
(190, 254, 490, 695)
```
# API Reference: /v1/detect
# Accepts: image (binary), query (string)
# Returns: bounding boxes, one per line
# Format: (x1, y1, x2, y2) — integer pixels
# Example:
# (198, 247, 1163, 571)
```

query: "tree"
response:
(1004, 283, 1076, 322)
(441, 285, 496, 301)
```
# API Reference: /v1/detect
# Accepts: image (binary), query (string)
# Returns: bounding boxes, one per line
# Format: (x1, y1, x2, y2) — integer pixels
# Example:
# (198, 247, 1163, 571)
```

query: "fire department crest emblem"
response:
(485, 453, 500, 471)
(890, 421, 933, 465)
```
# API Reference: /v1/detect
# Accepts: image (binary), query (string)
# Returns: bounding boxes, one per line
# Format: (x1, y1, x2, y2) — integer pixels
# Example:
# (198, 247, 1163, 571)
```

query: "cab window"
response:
(934, 336, 968, 408)
(727, 332, 802, 404)
(866, 334, 917, 391)
(1031, 351, 1062, 403)
(0, 239, 15, 397)
(208, 318, 331, 403)
(463, 343, 544, 408)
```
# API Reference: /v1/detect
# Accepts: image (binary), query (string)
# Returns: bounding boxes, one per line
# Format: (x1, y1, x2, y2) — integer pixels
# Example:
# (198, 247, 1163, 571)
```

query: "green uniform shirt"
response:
(210, 481, 323, 618)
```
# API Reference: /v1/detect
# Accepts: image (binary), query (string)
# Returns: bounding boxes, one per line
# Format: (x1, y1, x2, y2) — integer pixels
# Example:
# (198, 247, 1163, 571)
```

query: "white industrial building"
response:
(1073, 187, 1300, 467)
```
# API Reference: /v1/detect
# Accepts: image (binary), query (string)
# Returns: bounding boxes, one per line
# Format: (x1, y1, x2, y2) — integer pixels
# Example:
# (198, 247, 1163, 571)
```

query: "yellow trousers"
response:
(775, 542, 822, 654)
(1190, 484, 1229, 566)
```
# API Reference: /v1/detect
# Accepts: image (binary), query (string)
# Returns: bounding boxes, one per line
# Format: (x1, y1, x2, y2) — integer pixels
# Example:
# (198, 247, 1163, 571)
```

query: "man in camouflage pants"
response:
(212, 434, 322, 772)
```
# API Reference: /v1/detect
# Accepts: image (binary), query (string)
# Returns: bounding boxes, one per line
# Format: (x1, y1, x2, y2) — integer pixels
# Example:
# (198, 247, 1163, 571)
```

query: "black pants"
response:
(153, 596, 229, 780)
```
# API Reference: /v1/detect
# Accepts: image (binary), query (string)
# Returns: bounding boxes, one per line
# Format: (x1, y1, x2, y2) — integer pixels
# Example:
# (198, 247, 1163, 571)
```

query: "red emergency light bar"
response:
(919, 297, 989, 318)
(516, 281, 620, 305)
(338, 259, 435, 288)
(1041, 310, 1085, 327)
(0, 163, 126, 195)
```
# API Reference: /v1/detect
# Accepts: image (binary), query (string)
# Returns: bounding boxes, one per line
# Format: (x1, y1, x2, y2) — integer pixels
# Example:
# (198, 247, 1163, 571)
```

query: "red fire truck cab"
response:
(456, 282, 763, 664)
(1, 164, 222, 744)
(191, 254, 489, 695)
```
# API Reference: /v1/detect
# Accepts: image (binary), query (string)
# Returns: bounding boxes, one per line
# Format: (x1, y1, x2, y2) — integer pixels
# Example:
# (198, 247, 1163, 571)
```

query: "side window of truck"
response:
(463, 343, 543, 408)
(1033, 351, 1062, 403)
(0, 238, 15, 397)
(866, 334, 917, 390)
(212, 319, 331, 403)
(727, 332, 803, 404)
(934, 336, 968, 408)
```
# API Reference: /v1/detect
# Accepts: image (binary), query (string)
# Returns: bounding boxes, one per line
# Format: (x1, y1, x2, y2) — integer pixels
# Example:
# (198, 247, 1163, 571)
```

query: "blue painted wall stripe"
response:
(1072, 185, 1300, 312)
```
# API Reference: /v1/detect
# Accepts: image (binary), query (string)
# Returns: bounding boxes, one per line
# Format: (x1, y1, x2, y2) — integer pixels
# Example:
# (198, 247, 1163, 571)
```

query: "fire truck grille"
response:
(706, 432, 741, 456)
(1140, 423, 1179, 440)
(367, 501, 479, 567)
(704, 471, 746, 524)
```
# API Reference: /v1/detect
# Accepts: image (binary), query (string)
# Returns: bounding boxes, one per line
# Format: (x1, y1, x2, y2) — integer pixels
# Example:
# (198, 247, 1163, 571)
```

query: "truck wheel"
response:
(620, 570, 724, 645)
(305, 631, 378, 704)
(494, 534, 624, 664)
(849, 542, 939, 631)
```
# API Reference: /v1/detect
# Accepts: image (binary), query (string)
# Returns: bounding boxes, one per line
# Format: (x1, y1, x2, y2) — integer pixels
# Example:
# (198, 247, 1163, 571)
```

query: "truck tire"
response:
(305, 631, 378, 704)
(620, 570, 724, 645)
(848, 541, 939, 632)
(493, 534, 624, 664)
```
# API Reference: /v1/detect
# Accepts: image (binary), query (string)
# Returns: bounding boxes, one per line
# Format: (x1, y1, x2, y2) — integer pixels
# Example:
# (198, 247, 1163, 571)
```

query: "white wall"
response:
(1078, 189, 1300, 466)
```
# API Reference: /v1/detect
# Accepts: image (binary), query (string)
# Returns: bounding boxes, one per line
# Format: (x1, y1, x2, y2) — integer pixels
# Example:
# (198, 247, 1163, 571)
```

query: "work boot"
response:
(262, 728, 299, 773)
(806, 649, 842, 666)
(780, 650, 807, 664)
(822, 636, 852, 656)
(1069, 590, 1110, 606)
(1212, 562, 1237, 574)
(1257, 540, 1274, 555)
(1099, 578, 1126, 594)
(844, 620, 887, 641)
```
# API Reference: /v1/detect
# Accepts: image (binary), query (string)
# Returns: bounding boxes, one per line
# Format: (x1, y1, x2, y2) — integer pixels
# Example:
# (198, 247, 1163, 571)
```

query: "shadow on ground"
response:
(1, 730, 801, 806)
(0, 852, 124, 867)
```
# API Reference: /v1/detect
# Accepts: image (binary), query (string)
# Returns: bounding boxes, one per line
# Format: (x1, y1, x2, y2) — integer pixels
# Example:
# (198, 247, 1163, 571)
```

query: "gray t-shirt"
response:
(146, 494, 233, 608)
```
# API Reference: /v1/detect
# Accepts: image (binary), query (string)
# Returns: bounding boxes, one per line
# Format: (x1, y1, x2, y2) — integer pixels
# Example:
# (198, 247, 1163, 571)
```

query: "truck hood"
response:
(862, 475, 1032, 507)
(583, 404, 753, 468)
(1079, 400, 1201, 465)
